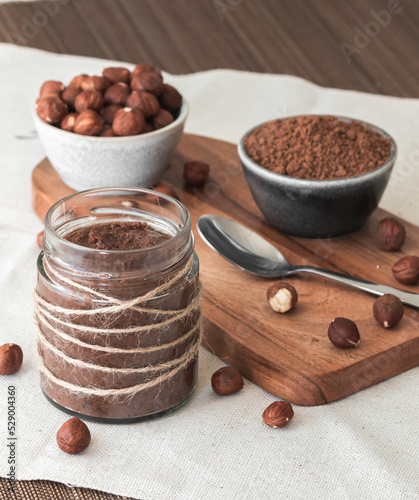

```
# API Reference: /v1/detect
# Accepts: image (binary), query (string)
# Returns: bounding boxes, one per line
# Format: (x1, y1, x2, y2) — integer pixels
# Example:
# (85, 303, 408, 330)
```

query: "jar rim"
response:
(44, 187, 191, 255)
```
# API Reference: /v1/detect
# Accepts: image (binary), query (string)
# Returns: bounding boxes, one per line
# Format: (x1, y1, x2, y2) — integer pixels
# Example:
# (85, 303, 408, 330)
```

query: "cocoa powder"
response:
(244, 115, 392, 180)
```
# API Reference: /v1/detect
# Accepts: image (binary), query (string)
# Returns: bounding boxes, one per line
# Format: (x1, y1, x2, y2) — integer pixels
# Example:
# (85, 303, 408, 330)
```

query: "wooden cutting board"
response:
(32, 133, 419, 406)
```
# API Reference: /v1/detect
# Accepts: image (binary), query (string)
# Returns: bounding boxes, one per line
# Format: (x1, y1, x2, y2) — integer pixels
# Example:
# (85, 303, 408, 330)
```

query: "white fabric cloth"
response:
(0, 44, 418, 500)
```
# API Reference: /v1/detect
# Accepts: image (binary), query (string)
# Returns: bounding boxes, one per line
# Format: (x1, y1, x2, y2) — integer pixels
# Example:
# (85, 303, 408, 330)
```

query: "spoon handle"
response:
(295, 266, 419, 309)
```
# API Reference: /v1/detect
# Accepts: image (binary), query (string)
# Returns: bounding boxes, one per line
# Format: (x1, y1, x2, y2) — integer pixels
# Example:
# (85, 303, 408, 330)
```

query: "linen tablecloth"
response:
(0, 44, 418, 500)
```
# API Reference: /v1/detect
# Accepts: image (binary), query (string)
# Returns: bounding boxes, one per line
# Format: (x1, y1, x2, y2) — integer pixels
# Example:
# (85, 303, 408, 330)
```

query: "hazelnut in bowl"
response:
(238, 115, 397, 238)
(32, 67, 188, 191)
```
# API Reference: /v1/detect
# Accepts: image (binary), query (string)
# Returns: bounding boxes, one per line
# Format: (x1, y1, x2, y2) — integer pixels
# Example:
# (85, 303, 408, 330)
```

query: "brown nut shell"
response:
(126, 91, 160, 118)
(211, 366, 244, 395)
(328, 317, 360, 348)
(101, 125, 117, 137)
(159, 84, 183, 112)
(75, 90, 104, 113)
(69, 74, 88, 90)
(112, 107, 145, 136)
(74, 109, 104, 136)
(131, 63, 162, 79)
(375, 217, 406, 251)
(266, 282, 298, 313)
(392, 256, 419, 285)
(262, 401, 294, 428)
(131, 71, 164, 96)
(81, 75, 110, 92)
(183, 160, 210, 187)
(60, 113, 78, 133)
(103, 83, 130, 106)
(39, 80, 65, 98)
(56, 418, 91, 454)
(61, 86, 80, 109)
(151, 109, 174, 130)
(36, 96, 68, 124)
(373, 294, 404, 328)
(101, 104, 123, 124)
(102, 67, 130, 85)
(0, 344, 23, 375)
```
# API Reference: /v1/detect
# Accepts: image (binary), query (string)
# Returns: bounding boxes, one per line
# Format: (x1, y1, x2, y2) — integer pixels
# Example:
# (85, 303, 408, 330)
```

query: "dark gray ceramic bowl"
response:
(238, 116, 397, 239)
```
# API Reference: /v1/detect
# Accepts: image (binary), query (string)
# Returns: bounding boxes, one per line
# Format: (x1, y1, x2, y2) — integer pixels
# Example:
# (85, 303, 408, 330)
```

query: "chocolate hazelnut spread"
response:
(35, 189, 201, 422)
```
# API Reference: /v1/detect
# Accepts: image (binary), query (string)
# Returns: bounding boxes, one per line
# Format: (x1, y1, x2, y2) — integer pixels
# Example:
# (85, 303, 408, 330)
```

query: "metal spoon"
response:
(197, 214, 419, 309)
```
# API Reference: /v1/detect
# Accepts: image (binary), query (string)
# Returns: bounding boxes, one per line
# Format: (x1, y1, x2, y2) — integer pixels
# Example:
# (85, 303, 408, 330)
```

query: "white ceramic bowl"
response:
(32, 100, 189, 191)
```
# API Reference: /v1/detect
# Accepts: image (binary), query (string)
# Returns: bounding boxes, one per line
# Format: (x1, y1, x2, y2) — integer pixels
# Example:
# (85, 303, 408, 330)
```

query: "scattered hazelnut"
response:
(74, 109, 104, 136)
(101, 125, 116, 137)
(392, 256, 419, 285)
(69, 74, 88, 90)
(159, 84, 183, 112)
(131, 63, 162, 79)
(112, 107, 145, 136)
(36, 96, 68, 124)
(0, 344, 23, 375)
(61, 86, 80, 109)
(126, 91, 160, 117)
(131, 71, 164, 96)
(102, 67, 130, 85)
(328, 317, 360, 348)
(266, 282, 298, 313)
(103, 82, 130, 106)
(81, 75, 110, 92)
(211, 366, 244, 395)
(262, 401, 294, 428)
(101, 104, 123, 124)
(373, 294, 404, 328)
(74, 90, 104, 113)
(56, 417, 91, 454)
(60, 113, 78, 132)
(183, 160, 210, 187)
(39, 80, 65, 98)
(150, 109, 174, 129)
(154, 185, 180, 201)
(37, 230, 44, 248)
(375, 217, 406, 251)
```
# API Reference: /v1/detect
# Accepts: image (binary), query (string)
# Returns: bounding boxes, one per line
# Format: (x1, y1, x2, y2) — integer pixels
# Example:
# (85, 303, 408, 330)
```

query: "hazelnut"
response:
(69, 74, 88, 90)
(131, 63, 162, 79)
(56, 418, 91, 454)
(211, 366, 244, 395)
(61, 86, 80, 109)
(142, 122, 155, 134)
(103, 82, 130, 106)
(81, 75, 110, 92)
(131, 71, 164, 96)
(183, 160, 210, 187)
(60, 113, 78, 133)
(262, 401, 294, 428)
(159, 84, 183, 112)
(154, 185, 180, 201)
(74, 109, 104, 136)
(151, 109, 174, 130)
(328, 317, 360, 348)
(102, 67, 131, 85)
(373, 294, 404, 328)
(126, 91, 160, 118)
(39, 80, 65, 98)
(392, 256, 419, 285)
(101, 125, 116, 137)
(37, 230, 44, 248)
(75, 90, 103, 113)
(36, 96, 68, 124)
(266, 282, 298, 313)
(112, 107, 145, 136)
(0, 344, 23, 375)
(101, 104, 123, 124)
(375, 217, 406, 251)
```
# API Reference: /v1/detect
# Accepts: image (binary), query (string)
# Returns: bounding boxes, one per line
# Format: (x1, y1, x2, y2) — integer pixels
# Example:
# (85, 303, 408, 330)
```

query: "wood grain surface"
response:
(3, 0, 419, 498)
(32, 133, 419, 407)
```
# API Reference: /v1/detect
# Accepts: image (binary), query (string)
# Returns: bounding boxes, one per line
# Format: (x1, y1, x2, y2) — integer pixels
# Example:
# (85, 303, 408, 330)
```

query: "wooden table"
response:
(1, 1, 419, 498)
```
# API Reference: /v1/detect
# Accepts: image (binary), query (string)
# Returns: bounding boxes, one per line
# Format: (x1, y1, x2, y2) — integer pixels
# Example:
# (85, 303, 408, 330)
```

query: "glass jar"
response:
(34, 188, 201, 422)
